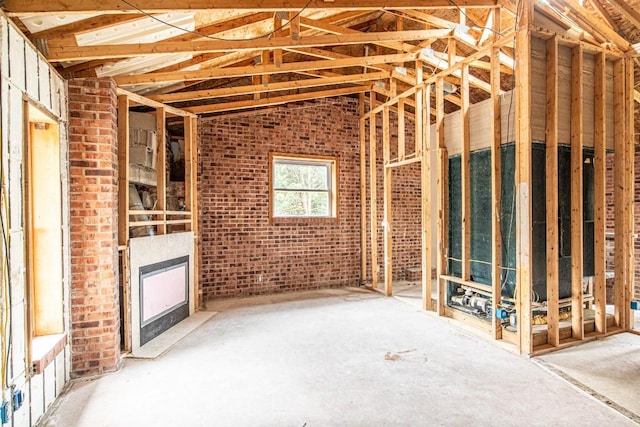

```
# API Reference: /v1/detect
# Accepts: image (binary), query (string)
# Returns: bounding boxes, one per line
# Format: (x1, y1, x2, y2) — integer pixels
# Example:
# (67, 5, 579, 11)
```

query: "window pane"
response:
(274, 162, 329, 190)
(274, 191, 329, 216)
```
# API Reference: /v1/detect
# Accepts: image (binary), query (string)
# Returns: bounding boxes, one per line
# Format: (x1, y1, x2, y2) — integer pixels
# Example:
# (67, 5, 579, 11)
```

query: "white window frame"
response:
(269, 153, 339, 220)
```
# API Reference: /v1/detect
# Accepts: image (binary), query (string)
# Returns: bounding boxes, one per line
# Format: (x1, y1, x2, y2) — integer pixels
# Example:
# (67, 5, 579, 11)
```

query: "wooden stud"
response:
(156, 107, 167, 235)
(624, 58, 635, 330)
(570, 44, 584, 341)
(593, 52, 606, 334)
(289, 11, 300, 41)
(422, 83, 433, 311)
(436, 77, 448, 316)
(613, 59, 626, 329)
(184, 115, 193, 232)
(415, 62, 424, 157)
(460, 64, 471, 282)
(383, 105, 393, 297)
(117, 95, 130, 246)
(369, 92, 379, 290)
(360, 94, 367, 285)
(190, 116, 201, 309)
(490, 45, 502, 340)
(514, 0, 533, 355)
(545, 37, 560, 347)
(273, 15, 283, 67)
(397, 98, 405, 160)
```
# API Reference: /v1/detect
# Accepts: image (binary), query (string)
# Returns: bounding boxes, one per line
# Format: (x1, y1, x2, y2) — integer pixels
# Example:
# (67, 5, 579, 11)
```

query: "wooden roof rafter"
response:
(5, 0, 502, 16)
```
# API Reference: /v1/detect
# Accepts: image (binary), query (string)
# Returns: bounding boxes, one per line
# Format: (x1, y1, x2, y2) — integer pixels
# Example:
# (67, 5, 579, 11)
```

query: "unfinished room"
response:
(0, 0, 638, 425)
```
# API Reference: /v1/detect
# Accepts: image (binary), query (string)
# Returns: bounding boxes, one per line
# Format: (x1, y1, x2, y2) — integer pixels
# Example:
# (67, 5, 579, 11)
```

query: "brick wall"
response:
(68, 78, 121, 376)
(605, 149, 640, 301)
(198, 97, 422, 299)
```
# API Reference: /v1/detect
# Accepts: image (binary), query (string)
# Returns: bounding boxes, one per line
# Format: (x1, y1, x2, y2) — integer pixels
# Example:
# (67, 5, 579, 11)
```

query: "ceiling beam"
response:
(114, 52, 417, 86)
(6, 1, 500, 16)
(184, 85, 371, 114)
(46, 28, 452, 62)
(604, 0, 640, 30)
(150, 71, 389, 103)
(28, 13, 146, 39)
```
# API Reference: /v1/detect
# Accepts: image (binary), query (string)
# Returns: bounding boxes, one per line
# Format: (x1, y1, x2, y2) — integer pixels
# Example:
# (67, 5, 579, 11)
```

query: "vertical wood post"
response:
(613, 59, 626, 329)
(570, 45, 584, 340)
(359, 94, 367, 284)
(156, 107, 167, 235)
(436, 77, 448, 315)
(383, 106, 393, 296)
(490, 46, 502, 340)
(369, 92, 379, 290)
(593, 53, 607, 334)
(545, 36, 560, 347)
(514, 0, 533, 355)
(422, 84, 432, 310)
(461, 64, 471, 282)
(117, 95, 130, 246)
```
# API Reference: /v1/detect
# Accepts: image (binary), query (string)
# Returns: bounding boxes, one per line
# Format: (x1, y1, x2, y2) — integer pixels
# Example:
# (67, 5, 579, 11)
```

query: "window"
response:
(270, 153, 338, 219)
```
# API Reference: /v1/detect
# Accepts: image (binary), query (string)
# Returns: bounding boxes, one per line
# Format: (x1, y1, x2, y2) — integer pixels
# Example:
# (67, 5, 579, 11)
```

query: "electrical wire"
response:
(0, 107, 12, 389)
(119, 0, 313, 42)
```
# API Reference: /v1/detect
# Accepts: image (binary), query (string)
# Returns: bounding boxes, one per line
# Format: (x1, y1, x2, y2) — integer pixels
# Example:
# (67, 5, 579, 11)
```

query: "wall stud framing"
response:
(570, 44, 584, 341)
(360, 94, 367, 284)
(624, 57, 635, 330)
(117, 95, 130, 246)
(514, 0, 533, 355)
(460, 64, 471, 282)
(369, 91, 379, 290)
(397, 98, 405, 161)
(156, 107, 167, 235)
(545, 36, 560, 347)
(436, 76, 448, 316)
(422, 83, 432, 311)
(593, 52, 606, 334)
(383, 105, 393, 297)
(613, 58, 626, 329)
(490, 45, 502, 340)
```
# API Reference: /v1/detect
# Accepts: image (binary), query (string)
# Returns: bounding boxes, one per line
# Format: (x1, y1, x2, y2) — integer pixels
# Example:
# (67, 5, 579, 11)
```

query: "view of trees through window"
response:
(273, 159, 332, 217)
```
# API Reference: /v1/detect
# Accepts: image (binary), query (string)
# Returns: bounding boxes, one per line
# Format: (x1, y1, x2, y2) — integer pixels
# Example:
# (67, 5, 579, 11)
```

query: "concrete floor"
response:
(42, 287, 636, 427)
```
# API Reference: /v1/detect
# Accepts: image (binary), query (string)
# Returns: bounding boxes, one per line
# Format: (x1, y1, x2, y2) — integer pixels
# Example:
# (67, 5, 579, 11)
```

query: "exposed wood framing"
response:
(613, 59, 626, 329)
(460, 64, 471, 282)
(360, 94, 367, 285)
(150, 71, 389, 103)
(397, 99, 406, 160)
(115, 53, 417, 86)
(382, 105, 393, 297)
(436, 77, 448, 316)
(185, 85, 370, 114)
(156, 107, 167, 235)
(545, 36, 560, 348)
(184, 115, 194, 232)
(515, 0, 533, 355)
(189, 116, 200, 310)
(490, 45, 502, 340)
(46, 29, 452, 62)
(422, 83, 433, 311)
(593, 52, 606, 335)
(5, 0, 501, 14)
(570, 44, 584, 341)
(369, 92, 379, 290)
(117, 95, 130, 246)
(624, 58, 635, 330)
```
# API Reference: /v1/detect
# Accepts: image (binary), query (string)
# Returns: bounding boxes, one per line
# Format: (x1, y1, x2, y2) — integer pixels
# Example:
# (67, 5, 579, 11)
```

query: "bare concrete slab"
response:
(42, 288, 636, 427)
(537, 333, 640, 423)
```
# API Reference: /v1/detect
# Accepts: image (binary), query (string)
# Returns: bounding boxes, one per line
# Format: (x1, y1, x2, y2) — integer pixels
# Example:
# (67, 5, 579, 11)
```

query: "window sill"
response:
(271, 216, 338, 225)
(32, 333, 67, 375)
